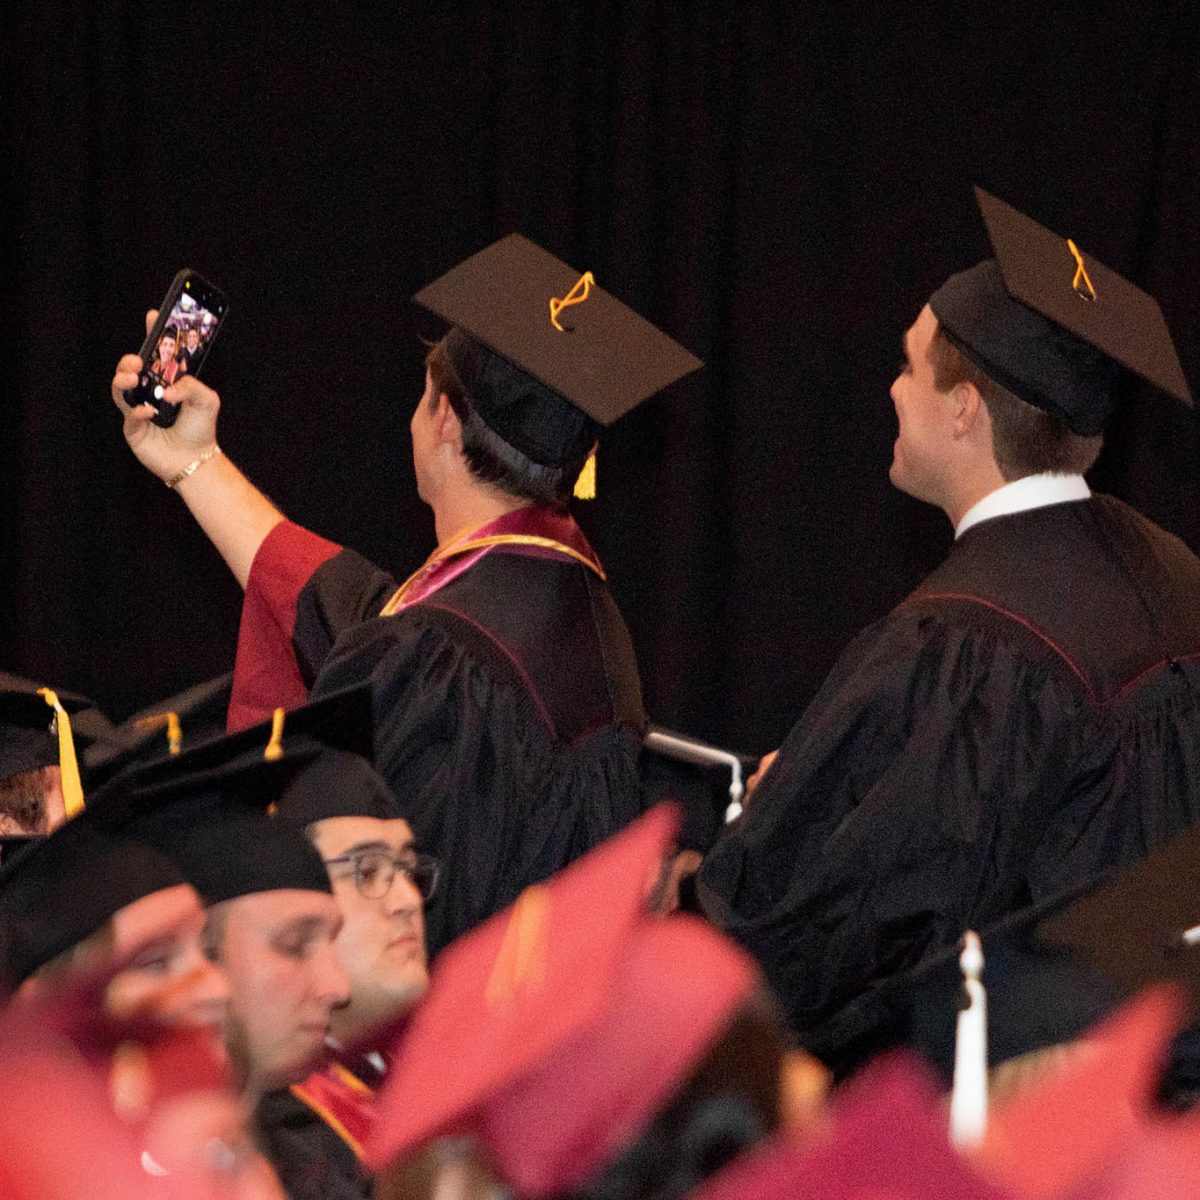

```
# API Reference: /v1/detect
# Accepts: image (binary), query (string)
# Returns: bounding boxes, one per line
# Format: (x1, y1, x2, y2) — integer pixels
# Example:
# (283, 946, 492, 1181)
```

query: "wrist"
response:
(164, 444, 222, 489)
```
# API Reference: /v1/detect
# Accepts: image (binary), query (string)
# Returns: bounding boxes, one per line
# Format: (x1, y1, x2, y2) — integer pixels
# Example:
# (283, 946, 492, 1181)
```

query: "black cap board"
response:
(0, 835, 40, 866)
(929, 187, 1192, 436)
(85, 753, 334, 905)
(0, 673, 115, 784)
(0, 818, 188, 989)
(867, 825, 1200, 1084)
(82, 687, 391, 902)
(415, 234, 702, 467)
(83, 673, 234, 792)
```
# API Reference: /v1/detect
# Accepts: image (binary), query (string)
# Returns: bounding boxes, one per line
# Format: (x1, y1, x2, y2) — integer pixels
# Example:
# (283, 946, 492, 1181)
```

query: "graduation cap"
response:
(415, 234, 702, 471)
(368, 805, 762, 1197)
(82, 672, 234, 792)
(929, 186, 1192, 436)
(81, 686, 392, 903)
(94, 684, 397, 829)
(0, 673, 118, 822)
(93, 683, 374, 798)
(0, 817, 188, 989)
(872, 823, 1200, 1087)
(971, 987, 1180, 1200)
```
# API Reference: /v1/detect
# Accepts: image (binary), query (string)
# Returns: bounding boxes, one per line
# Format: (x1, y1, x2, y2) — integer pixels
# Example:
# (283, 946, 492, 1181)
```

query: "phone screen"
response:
(147, 288, 222, 396)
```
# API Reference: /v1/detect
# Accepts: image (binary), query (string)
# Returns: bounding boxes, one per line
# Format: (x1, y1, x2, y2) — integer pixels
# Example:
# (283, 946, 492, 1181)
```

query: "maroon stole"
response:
(379, 504, 604, 615)
(290, 1062, 377, 1160)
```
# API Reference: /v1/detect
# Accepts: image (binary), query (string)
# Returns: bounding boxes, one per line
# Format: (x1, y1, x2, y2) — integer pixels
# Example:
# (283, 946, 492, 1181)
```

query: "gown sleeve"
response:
(696, 601, 1108, 1066)
(227, 520, 395, 731)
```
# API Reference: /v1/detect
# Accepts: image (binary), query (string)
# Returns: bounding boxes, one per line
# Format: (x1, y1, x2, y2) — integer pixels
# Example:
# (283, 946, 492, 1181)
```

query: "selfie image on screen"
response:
(153, 292, 218, 386)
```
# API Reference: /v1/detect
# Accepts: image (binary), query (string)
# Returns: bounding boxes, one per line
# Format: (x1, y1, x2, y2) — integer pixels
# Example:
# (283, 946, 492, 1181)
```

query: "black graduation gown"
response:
(232, 516, 647, 954)
(255, 1087, 372, 1200)
(697, 496, 1200, 1069)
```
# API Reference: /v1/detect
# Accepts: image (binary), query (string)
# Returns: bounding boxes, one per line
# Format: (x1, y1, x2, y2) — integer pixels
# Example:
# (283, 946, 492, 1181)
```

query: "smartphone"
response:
(125, 270, 229, 428)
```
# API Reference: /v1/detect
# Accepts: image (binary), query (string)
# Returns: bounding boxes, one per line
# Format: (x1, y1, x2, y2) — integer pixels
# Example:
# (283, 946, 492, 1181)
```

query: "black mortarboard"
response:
(82, 673, 234, 792)
(80, 688, 384, 902)
(126, 804, 332, 906)
(84, 755, 333, 906)
(879, 826, 1200, 1084)
(0, 818, 187, 988)
(268, 748, 401, 827)
(0, 673, 115, 786)
(929, 187, 1192, 436)
(92, 682, 374, 798)
(415, 234, 702, 467)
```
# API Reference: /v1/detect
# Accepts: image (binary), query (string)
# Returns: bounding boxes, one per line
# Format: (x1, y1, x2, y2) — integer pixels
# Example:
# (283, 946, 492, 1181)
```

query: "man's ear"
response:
(951, 380, 986, 440)
(433, 393, 464, 450)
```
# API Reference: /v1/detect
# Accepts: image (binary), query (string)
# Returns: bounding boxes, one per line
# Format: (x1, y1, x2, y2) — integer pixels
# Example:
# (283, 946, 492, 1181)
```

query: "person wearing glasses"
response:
(257, 742, 441, 1200)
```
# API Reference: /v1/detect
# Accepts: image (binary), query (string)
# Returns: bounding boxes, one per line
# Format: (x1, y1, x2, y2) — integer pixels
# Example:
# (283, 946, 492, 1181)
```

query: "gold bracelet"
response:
(164, 444, 221, 489)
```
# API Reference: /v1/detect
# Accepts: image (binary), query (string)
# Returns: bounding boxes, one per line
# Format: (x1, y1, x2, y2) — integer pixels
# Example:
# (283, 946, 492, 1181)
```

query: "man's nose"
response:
(313, 941, 352, 1008)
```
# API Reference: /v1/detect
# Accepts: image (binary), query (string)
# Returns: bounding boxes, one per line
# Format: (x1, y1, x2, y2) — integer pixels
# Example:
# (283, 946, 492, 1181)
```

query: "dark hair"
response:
(930, 327, 1102, 480)
(557, 994, 786, 1200)
(0, 768, 49, 833)
(424, 339, 589, 507)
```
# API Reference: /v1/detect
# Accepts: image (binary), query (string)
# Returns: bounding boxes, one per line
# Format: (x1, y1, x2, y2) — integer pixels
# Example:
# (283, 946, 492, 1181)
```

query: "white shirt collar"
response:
(954, 472, 1091, 540)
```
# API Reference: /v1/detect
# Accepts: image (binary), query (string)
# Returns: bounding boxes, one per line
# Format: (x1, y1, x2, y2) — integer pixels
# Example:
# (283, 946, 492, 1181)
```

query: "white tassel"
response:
(949, 930, 988, 1149)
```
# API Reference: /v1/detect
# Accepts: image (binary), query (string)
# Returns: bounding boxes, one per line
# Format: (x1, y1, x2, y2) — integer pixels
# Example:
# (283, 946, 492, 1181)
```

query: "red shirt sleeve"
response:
(227, 520, 342, 732)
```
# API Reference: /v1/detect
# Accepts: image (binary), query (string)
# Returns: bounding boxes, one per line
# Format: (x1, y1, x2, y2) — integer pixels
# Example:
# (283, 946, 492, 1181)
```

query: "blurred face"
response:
(889, 304, 955, 506)
(158, 335, 177, 363)
(41, 766, 66, 830)
(213, 889, 349, 1094)
(309, 816, 429, 1043)
(186, 329, 200, 350)
(104, 884, 230, 1031)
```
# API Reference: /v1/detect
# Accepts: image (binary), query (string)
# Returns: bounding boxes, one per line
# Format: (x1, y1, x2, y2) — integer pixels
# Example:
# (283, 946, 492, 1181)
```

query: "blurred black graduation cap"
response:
(929, 187, 1192, 436)
(415, 234, 702, 470)
(0, 672, 116, 786)
(871, 824, 1200, 1086)
(84, 685, 398, 903)
(82, 672, 234, 792)
(0, 818, 188, 990)
(89, 683, 373, 798)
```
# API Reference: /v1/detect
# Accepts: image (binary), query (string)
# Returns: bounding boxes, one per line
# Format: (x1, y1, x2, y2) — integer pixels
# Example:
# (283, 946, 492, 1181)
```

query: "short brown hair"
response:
(929, 327, 1102, 480)
(424, 339, 587, 507)
(0, 768, 50, 834)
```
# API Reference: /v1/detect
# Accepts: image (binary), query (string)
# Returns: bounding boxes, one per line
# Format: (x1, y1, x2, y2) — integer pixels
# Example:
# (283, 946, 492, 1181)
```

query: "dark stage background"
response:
(3, 2, 1198, 756)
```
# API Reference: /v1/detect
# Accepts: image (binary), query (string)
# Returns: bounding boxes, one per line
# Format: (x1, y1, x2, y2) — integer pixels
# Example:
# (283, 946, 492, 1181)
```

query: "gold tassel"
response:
(37, 687, 85, 818)
(264, 707, 286, 761)
(573, 448, 597, 501)
(132, 711, 183, 756)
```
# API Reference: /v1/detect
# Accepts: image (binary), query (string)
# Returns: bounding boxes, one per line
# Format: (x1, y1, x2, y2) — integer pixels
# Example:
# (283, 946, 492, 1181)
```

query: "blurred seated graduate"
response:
(111, 237, 702, 957)
(0, 801, 284, 1196)
(94, 688, 438, 1200)
(699, 188, 1200, 1069)
(367, 807, 829, 1200)
(0, 672, 117, 841)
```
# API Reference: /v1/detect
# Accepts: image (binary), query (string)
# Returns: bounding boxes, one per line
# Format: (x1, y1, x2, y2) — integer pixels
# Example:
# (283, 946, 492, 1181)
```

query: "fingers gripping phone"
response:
(125, 270, 229, 428)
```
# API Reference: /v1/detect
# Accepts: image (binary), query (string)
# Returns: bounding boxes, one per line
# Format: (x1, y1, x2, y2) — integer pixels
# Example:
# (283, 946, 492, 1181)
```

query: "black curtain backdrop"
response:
(3, 2, 1199, 757)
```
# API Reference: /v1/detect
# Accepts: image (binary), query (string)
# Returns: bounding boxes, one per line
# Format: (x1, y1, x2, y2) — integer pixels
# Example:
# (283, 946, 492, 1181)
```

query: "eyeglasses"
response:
(323, 848, 441, 901)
